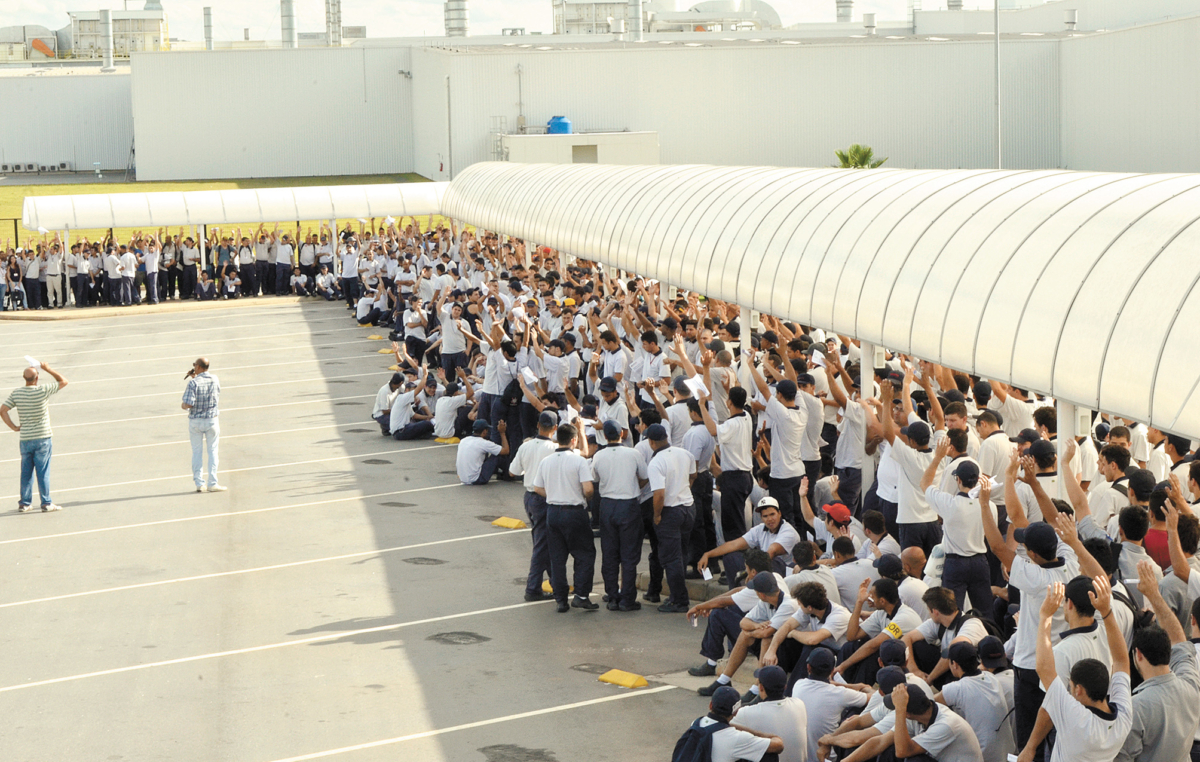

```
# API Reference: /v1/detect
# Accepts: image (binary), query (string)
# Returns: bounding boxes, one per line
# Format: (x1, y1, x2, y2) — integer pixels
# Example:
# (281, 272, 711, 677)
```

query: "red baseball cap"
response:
(823, 503, 852, 524)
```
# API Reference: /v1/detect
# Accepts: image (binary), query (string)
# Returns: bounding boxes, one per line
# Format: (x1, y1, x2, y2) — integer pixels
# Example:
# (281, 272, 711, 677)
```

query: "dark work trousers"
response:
(341, 276, 358, 306)
(899, 520, 943, 558)
(453, 406, 473, 439)
(276, 262, 291, 295)
(392, 420, 433, 441)
(688, 472, 717, 570)
(599, 496, 643, 606)
(835, 466, 862, 514)
(769, 474, 808, 539)
(656, 503, 696, 606)
(405, 336, 428, 366)
(878, 750, 938, 762)
(878, 495, 900, 544)
(1014, 666, 1048, 762)
(523, 491, 550, 597)
(165, 267, 180, 299)
(839, 638, 882, 686)
(102, 276, 116, 306)
(471, 454, 499, 485)
(820, 422, 839, 476)
(641, 498, 663, 597)
(699, 604, 747, 661)
(803, 459, 822, 509)
(254, 261, 270, 294)
(777, 639, 838, 695)
(546, 504, 596, 603)
(912, 639, 941, 675)
(120, 275, 133, 305)
(942, 553, 994, 616)
(373, 413, 390, 436)
(442, 350, 469, 381)
(587, 487, 601, 530)
(144, 272, 159, 304)
(240, 264, 258, 296)
(180, 264, 197, 299)
(717, 469, 752, 543)
(519, 403, 541, 453)
(74, 274, 88, 307)
(301, 263, 316, 291)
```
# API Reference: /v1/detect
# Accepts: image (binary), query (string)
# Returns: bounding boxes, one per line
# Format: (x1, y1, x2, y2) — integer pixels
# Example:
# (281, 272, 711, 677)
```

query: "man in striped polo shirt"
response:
(1, 361, 69, 513)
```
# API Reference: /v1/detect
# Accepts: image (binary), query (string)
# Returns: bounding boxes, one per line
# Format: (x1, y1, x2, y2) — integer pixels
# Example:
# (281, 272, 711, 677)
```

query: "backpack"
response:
(938, 610, 1003, 643)
(501, 378, 523, 407)
(672, 717, 729, 762)
(1111, 584, 1155, 633)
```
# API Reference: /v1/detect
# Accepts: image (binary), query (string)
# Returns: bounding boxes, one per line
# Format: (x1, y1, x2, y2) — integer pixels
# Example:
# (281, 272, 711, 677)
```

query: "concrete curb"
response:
(0, 295, 320, 322)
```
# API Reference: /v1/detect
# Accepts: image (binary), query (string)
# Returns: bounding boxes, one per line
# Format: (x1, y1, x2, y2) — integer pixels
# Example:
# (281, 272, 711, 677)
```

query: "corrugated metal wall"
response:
(1061, 16, 1200, 173)
(130, 48, 416, 181)
(415, 39, 1059, 176)
(0, 73, 133, 171)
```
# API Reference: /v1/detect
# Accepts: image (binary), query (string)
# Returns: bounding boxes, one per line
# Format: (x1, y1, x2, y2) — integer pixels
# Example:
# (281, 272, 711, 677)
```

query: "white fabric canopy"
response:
(442, 162, 1200, 438)
(22, 182, 448, 231)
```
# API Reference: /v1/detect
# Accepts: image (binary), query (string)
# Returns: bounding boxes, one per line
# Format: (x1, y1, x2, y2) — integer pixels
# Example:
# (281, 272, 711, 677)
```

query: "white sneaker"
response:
(17, 503, 32, 513)
(196, 486, 206, 493)
(41, 503, 62, 512)
(208, 485, 228, 492)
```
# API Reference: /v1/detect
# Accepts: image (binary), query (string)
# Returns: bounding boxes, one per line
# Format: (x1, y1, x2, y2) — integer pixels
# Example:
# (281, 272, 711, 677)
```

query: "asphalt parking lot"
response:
(0, 299, 715, 762)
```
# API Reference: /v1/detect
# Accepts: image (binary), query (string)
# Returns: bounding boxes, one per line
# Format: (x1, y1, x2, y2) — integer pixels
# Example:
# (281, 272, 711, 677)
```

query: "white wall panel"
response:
(130, 48, 415, 181)
(1062, 16, 1200, 173)
(0, 73, 132, 171)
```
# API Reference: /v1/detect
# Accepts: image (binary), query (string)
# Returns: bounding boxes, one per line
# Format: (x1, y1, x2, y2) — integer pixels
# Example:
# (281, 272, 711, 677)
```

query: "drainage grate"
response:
(402, 557, 446, 565)
(427, 631, 491, 646)
(569, 663, 611, 675)
(479, 745, 560, 762)
(380, 501, 415, 508)
(345, 428, 372, 433)
(336, 401, 362, 406)
(475, 514, 501, 523)
(362, 459, 392, 465)
(328, 379, 356, 384)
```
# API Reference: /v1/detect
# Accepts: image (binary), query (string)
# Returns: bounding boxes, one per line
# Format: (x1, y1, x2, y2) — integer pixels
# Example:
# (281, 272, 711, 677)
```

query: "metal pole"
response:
(860, 340, 875, 497)
(330, 218, 337, 276)
(739, 305, 753, 389)
(995, 0, 1001, 170)
(1056, 400, 1076, 499)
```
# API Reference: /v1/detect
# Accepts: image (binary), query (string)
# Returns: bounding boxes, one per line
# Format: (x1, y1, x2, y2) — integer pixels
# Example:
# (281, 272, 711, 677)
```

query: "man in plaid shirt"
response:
(181, 357, 226, 493)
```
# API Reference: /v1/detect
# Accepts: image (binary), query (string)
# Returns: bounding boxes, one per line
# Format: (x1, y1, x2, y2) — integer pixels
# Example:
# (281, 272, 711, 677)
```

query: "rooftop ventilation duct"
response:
(203, 7, 213, 51)
(281, 0, 297, 48)
(445, 0, 469, 36)
(836, 0, 853, 23)
(99, 9, 115, 70)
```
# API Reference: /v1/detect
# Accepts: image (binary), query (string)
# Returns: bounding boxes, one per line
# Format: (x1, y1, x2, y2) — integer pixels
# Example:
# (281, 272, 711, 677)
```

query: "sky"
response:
(3, 0, 995, 41)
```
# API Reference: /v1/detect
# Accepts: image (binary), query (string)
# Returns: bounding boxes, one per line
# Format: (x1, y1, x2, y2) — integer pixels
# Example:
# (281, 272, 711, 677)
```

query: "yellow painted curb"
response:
(598, 670, 649, 689)
(492, 516, 528, 529)
(377, 348, 394, 354)
(367, 334, 385, 340)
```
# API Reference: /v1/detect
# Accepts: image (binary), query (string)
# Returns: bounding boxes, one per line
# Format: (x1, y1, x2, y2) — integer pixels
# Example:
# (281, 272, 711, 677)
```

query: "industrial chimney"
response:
(836, 0, 853, 23)
(281, 0, 298, 48)
(863, 12, 876, 34)
(99, 9, 115, 70)
(326, 0, 343, 46)
(1064, 9, 1078, 30)
(445, 0, 469, 36)
(144, 0, 163, 9)
(947, 0, 962, 9)
(628, 0, 644, 41)
(203, 7, 213, 50)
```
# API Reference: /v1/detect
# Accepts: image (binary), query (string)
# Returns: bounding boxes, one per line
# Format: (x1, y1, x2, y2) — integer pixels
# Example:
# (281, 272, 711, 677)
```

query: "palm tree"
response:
(834, 144, 887, 169)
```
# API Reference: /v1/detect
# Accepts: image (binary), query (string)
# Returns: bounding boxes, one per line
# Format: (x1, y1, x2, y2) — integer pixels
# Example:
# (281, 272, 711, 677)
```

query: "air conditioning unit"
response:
(38, 165, 49, 173)
(58, 161, 72, 171)
(0, 164, 11, 173)
(24, 163, 36, 172)
(45, 165, 58, 173)
(12, 164, 28, 173)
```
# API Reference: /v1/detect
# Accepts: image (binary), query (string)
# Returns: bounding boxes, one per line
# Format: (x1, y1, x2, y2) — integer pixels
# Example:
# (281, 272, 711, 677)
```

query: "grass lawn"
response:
(0, 173, 458, 246)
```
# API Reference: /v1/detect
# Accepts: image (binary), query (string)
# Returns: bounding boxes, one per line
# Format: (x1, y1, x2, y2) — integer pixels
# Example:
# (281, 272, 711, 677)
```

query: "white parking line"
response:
(54, 372, 378, 407)
(0, 421, 387, 463)
(6, 314, 353, 350)
(1, 326, 368, 362)
(0, 303, 328, 335)
(0, 443, 442, 500)
(0, 483, 463, 546)
(55, 341, 381, 371)
(67, 354, 377, 386)
(0, 527, 523, 609)
(0, 599, 558, 694)
(263, 687, 679, 762)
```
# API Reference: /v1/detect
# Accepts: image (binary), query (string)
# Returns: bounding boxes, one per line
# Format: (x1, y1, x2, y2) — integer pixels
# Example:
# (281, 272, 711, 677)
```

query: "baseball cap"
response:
(775, 380, 797, 400)
(1013, 521, 1058, 559)
(878, 638, 907, 666)
(662, 316, 679, 330)
(807, 647, 836, 676)
(1128, 468, 1157, 501)
(874, 553, 903, 578)
(951, 460, 980, 482)
(823, 503, 852, 525)
(602, 419, 622, 441)
(751, 572, 779, 596)
(710, 685, 741, 716)
(471, 419, 489, 434)
(755, 496, 780, 512)
(598, 377, 618, 393)
(947, 641, 979, 669)
(705, 339, 726, 352)
(644, 424, 669, 442)
(977, 636, 1008, 670)
(877, 665, 907, 695)
(562, 297, 576, 306)
(754, 665, 788, 694)
(796, 373, 816, 387)
(900, 420, 930, 446)
(884, 683, 931, 712)
(1014, 428, 1040, 445)
(973, 381, 992, 401)
(538, 411, 558, 429)
(1029, 439, 1056, 461)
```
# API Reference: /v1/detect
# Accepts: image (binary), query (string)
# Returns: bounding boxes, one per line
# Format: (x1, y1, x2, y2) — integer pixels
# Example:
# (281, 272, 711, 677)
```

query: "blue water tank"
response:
(547, 116, 572, 135)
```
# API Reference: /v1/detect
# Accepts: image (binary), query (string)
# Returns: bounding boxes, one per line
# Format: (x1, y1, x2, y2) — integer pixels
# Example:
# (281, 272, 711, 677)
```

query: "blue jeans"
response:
(19, 436, 53, 506)
(189, 418, 220, 488)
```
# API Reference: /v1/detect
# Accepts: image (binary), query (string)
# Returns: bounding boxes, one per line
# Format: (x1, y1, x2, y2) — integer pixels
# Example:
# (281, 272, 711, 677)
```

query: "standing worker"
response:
(1, 360, 68, 513)
(591, 419, 649, 611)
(532, 423, 598, 613)
(646, 422, 698, 613)
(182, 357, 226, 493)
